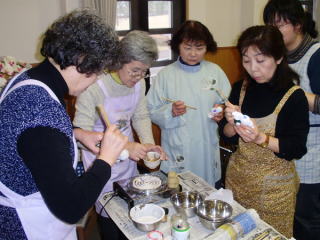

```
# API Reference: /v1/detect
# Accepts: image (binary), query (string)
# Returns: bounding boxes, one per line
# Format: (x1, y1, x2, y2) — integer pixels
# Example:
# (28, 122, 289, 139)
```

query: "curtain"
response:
(82, 0, 117, 28)
(314, 0, 320, 40)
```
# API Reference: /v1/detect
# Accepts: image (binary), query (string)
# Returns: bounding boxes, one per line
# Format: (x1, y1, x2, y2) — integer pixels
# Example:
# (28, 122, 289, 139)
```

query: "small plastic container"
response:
(171, 213, 190, 240)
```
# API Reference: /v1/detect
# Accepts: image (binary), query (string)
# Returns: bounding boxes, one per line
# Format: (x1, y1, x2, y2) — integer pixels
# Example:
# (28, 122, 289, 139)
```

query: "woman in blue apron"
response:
(0, 10, 127, 240)
(147, 20, 231, 188)
(73, 30, 166, 240)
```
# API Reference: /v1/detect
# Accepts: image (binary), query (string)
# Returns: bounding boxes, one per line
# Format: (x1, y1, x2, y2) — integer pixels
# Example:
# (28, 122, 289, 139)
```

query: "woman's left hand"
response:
(234, 118, 260, 143)
(126, 142, 148, 161)
(234, 119, 272, 150)
(210, 104, 225, 122)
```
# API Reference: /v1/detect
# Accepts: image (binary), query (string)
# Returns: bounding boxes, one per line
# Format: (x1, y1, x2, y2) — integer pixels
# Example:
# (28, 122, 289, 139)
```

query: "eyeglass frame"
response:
(127, 68, 150, 79)
(271, 20, 291, 30)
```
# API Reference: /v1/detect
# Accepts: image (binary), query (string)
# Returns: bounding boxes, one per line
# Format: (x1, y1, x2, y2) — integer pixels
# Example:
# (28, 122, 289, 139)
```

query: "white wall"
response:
(0, 0, 270, 62)
(188, 0, 269, 47)
(0, 0, 65, 62)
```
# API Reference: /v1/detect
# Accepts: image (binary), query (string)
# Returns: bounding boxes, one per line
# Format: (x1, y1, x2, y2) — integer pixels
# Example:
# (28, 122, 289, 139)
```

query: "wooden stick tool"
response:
(161, 97, 197, 110)
(96, 104, 129, 161)
(96, 104, 111, 127)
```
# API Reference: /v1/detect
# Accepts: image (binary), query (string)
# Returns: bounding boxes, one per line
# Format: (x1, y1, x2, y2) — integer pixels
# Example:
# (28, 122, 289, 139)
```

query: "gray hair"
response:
(42, 9, 119, 74)
(118, 30, 158, 67)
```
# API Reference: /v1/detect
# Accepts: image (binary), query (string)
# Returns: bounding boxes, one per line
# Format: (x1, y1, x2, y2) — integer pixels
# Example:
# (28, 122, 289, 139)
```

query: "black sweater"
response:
(17, 59, 111, 224)
(219, 80, 309, 160)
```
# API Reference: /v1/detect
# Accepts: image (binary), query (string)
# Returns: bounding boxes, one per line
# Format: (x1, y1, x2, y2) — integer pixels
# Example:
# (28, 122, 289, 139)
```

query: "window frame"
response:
(116, 0, 186, 67)
(299, 0, 313, 14)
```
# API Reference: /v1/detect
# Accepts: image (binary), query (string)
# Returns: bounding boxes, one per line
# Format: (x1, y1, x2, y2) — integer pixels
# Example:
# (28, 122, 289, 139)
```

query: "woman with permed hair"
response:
(73, 30, 167, 240)
(147, 20, 231, 188)
(219, 25, 309, 238)
(0, 10, 127, 240)
(263, 1, 320, 239)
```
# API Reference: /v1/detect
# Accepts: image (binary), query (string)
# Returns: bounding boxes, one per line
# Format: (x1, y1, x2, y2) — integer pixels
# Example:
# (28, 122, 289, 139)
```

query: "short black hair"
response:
(263, 0, 318, 38)
(170, 20, 217, 54)
(237, 25, 300, 90)
(41, 9, 119, 75)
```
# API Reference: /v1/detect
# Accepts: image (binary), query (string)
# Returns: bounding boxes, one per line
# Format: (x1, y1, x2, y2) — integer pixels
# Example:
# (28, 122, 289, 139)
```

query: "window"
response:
(116, 1, 130, 31)
(299, 0, 313, 13)
(115, 0, 186, 80)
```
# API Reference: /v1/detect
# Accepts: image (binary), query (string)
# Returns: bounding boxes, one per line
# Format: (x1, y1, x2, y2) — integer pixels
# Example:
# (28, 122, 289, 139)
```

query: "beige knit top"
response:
(73, 73, 155, 144)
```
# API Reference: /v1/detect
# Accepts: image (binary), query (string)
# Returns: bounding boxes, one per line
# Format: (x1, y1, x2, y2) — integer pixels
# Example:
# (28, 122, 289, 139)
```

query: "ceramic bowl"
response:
(143, 151, 161, 169)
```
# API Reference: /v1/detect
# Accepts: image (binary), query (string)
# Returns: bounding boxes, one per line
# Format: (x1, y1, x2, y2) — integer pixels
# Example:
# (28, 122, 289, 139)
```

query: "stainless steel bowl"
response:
(129, 203, 165, 232)
(197, 199, 233, 230)
(170, 191, 204, 218)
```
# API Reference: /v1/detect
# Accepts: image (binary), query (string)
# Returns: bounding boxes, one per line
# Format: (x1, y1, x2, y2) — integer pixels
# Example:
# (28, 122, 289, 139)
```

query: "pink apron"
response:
(0, 78, 78, 240)
(81, 78, 140, 216)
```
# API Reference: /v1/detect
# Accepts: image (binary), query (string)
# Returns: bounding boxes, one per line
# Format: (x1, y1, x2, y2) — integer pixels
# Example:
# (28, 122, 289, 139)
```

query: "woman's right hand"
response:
(172, 100, 187, 117)
(98, 125, 128, 166)
(224, 101, 241, 125)
(222, 101, 241, 137)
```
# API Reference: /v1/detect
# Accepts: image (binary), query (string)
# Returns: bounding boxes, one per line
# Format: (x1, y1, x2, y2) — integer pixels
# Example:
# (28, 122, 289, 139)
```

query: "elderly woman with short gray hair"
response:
(73, 30, 166, 240)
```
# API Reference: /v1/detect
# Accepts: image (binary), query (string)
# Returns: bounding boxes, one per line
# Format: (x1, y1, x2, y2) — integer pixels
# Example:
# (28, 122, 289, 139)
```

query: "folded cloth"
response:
(206, 188, 234, 205)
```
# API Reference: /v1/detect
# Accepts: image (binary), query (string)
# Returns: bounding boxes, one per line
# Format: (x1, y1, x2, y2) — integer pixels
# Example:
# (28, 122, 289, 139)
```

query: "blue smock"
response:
(147, 59, 231, 185)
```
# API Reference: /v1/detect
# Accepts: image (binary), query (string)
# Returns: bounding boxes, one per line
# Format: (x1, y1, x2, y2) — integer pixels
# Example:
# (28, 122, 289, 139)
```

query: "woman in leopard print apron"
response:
(220, 26, 309, 238)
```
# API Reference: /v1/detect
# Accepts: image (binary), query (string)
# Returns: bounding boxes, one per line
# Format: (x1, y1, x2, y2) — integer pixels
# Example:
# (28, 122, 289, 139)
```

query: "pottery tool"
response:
(96, 105, 129, 160)
(161, 97, 197, 110)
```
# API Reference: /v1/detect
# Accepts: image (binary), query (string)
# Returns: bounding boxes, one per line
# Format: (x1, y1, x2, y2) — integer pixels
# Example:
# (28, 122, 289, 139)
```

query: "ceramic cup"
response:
(144, 151, 161, 169)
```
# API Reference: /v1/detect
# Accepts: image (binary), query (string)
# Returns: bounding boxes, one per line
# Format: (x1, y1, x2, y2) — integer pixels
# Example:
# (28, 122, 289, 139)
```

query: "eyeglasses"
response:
(274, 22, 290, 29)
(127, 68, 150, 79)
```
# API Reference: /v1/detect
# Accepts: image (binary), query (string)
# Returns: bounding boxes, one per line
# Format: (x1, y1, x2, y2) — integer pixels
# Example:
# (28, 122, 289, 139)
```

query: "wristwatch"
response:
(258, 134, 270, 148)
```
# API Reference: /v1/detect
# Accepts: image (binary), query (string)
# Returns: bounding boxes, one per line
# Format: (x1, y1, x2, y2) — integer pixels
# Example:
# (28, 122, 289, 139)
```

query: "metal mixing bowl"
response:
(170, 191, 204, 218)
(129, 203, 165, 232)
(197, 199, 233, 230)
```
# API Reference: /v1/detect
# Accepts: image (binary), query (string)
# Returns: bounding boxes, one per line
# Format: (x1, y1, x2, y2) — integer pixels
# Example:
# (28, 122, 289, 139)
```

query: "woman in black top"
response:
(0, 10, 127, 240)
(219, 25, 309, 237)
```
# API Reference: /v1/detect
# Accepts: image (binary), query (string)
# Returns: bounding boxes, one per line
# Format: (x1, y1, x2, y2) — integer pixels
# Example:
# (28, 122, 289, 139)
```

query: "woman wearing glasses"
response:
(264, 1, 320, 239)
(73, 30, 166, 240)
(147, 20, 231, 188)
